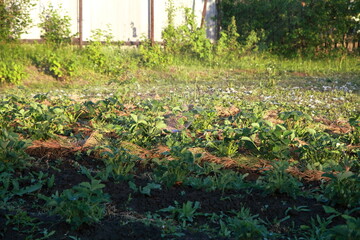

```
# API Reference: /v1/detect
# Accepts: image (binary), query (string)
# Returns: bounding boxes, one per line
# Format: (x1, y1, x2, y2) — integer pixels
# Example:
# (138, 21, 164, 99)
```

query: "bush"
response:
(0, 61, 25, 84)
(31, 46, 77, 81)
(162, 1, 213, 62)
(0, 0, 33, 41)
(38, 4, 74, 45)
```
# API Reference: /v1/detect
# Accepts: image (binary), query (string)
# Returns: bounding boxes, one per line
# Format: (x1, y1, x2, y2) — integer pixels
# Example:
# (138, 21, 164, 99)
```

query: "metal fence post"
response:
(150, 0, 154, 46)
(79, 0, 83, 48)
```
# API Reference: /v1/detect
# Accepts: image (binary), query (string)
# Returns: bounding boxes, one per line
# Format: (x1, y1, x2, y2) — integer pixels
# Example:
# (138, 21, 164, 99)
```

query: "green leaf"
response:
(323, 205, 339, 215)
(15, 183, 42, 196)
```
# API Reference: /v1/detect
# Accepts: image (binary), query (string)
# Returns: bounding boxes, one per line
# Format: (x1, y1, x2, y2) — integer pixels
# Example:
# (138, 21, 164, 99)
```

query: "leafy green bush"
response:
(300, 132, 346, 170)
(160, 201, 201, 227)
(42, 180, 109, 229)
(346, 113, 360, 145)
(328, 215, 360, 240)
(153, 148, 201, 187)
(215, 16, 241, 61)
(0, 0, 33, 41)
(0, 61, 25, 84)
(84, 28, 113, 71)
(15, 102, 65, 139)
(323, 171, 360, 208)
(33, 51, 76, 80)
(139, 39, 170, 67)
(220, 0, 360, 55)
(128, 113, 167, 147)
(38, 4, 74, 45)
(0, 129, 32, 170)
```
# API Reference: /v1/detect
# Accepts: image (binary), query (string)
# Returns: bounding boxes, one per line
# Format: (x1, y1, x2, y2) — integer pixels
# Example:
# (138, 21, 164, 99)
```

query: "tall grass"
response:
(0, 42, 359, 89)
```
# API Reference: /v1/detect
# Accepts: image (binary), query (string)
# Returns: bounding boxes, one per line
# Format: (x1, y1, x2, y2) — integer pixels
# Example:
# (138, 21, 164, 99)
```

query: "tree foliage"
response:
(220, 0, 360, 56)
(0, 0, 33, 42)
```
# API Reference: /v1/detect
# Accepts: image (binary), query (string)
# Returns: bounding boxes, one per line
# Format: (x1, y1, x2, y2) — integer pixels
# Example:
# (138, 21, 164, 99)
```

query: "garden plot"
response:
(0, 78, 359, 239)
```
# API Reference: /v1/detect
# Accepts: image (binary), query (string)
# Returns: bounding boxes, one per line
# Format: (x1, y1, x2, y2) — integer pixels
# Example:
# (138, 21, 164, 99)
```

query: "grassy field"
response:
(0, 44, 360, 239)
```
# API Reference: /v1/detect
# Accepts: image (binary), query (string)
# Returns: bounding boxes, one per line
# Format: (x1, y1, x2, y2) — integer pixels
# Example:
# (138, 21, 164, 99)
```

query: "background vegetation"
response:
(221, 0, 360, 56)
(0, 1, 359, 239)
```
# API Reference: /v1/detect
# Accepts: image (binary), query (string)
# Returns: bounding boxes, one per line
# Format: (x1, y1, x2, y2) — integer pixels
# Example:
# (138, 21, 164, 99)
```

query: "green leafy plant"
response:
(300, 132, 346, 170)
(84, 27, 129, 76)
(0, 129, 32, 170)
(327, 215, 360, 240)
(215, 16, 241, 60)
(160, 201, 201, 227)
(5, 210, 55, 239)
(129, 181, 161, 196)
(258, 161, 302, 198)
(139, 38, 170, 67)
(0, 0, 33, 41)
(39, 53, 76, 80)
(41, 179, 109, 229)
(279, 110, 312, 133)
(346, 113, 360, 145)
(206, 133, 238, 157)
(100, 146, 139, 180)
(250, 122, 295, 160)
(186, 170, 249, 193)
(299, 215, 334, 240)
(38, 4, 74, 45)
(128, 114, 167, 147)
(220, 207, 268, 239)
(322, 171, 360, 208)
(15, 102, 65, 139)
(0, 61, 26, 85)
(153, 148, 201, 187)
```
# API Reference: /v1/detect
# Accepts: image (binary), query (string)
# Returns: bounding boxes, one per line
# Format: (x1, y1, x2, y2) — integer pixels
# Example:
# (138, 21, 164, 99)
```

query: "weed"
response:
(220, 207, 268, 239)
(0, 62, 26, 85)
(0, 129, 32, 170)
(41, 179, 109, 229)
(258, 161, 303, 198)
(160, 201, 201, 227)
(129, 181, 161, 196)
(100, 146, 139, 181)
(5, 210, 55, 239)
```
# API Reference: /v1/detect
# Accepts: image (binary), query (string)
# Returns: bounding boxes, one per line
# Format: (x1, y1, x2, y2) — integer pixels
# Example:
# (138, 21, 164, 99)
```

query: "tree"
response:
(0, 0, 34, 42)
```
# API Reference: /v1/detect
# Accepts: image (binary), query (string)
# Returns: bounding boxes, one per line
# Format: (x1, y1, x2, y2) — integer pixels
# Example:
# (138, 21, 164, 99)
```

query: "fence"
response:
(21, 0, 218, 45)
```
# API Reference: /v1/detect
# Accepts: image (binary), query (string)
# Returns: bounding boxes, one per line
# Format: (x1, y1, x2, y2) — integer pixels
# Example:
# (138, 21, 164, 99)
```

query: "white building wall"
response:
(20, 0, 218, 42)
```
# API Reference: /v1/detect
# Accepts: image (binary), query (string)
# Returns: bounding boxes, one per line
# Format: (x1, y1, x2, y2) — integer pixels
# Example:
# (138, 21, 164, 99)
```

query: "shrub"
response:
(0, 61, 25, 84)
(0, 0, 33, 41)
(33, 50, 76, 81)
(38, 4, 74, 45)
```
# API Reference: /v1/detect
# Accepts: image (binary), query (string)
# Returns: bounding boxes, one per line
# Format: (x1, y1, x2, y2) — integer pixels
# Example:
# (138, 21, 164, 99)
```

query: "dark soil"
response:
(0, 147, 352, 240)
